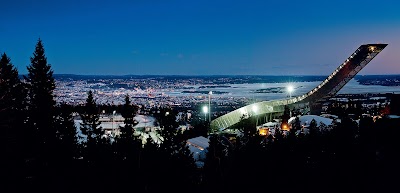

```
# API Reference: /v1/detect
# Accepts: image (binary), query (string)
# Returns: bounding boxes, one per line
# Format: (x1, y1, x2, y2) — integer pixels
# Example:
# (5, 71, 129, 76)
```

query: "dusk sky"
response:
(1, 0, 399, 75)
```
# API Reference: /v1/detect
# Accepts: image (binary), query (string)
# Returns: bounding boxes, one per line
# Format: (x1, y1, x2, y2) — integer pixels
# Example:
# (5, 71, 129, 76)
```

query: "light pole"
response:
(112, 110, 116, 137)
(287, 85, 294, 117)
(202, 106, 208, 122)
(208, 91, 212, 122)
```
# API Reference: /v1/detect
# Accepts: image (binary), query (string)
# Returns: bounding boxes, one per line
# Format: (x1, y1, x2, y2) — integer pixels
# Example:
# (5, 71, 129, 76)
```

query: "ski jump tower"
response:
(210, 44, 388, 131)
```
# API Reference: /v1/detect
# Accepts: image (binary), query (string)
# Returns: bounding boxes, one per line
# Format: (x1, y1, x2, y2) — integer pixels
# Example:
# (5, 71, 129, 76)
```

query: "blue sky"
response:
(1, 0, 399, 75)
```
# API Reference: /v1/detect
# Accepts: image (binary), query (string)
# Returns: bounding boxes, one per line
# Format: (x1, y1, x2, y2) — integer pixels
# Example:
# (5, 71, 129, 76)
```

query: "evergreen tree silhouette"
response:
(203, 134, 225, 191)
(308, 119, 318, 137)
(119, 94, 138, 144)
(158, 107, 180, 155)
(0, 53, 26, 192)
(115, 94, 141, 191)
(78, 90, 106, 192)
(53, 104, 79, 192)
(158, 132, 197, 192)
(291, 116, 301, 132)
(0, 53, 23, 120)
(145, 108, 198, 191)
(55, 104, 78, 160)
(374, 116, 400, 191)
(25, 38, 56, 153)
(80, 90, 102, 145)
(357, 116, 377, 191)
(24, 39, 56, 191)
(140, 137, 160, 192)
(237, 114, 257, 139)
(329, 116, 358, 190)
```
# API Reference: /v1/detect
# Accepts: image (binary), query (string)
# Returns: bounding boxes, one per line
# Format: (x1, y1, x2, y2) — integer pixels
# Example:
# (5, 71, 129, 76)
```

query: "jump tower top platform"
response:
(210, 44, 388, 131)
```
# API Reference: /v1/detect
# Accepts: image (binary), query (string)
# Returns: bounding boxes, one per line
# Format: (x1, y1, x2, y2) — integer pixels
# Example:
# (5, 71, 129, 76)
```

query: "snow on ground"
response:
(75, 114, 159, 144)
(133, 115, 156, 128)
(262, 122, 280, 127)
(187, 136, 210, 168)
(288, 115, 334, 127)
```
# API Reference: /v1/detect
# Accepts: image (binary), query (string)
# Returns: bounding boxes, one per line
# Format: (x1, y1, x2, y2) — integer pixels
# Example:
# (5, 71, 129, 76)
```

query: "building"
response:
(210, 43, 387, 131)
(186, 136, 210, 168)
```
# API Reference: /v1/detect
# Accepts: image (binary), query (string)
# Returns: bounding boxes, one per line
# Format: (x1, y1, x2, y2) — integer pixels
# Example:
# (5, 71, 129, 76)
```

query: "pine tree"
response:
(119, 94, 137, 142)
(80, 90, 102, 144)
(167, 139, 197, 191)
(113, 95, 142, 191)
(0, 52, 26, 132)
(55, 104, 78, 160)
(25, 38, 56, 159)
(79, 90, 103, 189)
(0, 52, 26, 192)
(237, 114, 257, 138)
(291, 116, 301, 132)
(308, 118, 318, 137)
(158, 108, 180, 154)
(0, 53, 23, 116)
(117, 94, 140, 161)
(144, 108, 198, 191)
(52, 104, 79, 192)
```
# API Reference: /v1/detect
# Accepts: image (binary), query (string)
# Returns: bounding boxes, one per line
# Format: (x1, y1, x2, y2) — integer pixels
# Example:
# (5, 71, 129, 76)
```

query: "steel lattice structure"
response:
(210, 44, 388, 131)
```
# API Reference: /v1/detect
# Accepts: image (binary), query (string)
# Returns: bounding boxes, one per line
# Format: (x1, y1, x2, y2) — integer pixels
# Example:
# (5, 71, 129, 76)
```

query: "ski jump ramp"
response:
(210, 44, 388, 131)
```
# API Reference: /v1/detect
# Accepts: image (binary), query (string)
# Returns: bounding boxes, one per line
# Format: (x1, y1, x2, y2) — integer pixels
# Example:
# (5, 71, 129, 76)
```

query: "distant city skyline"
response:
(1, 0, 399, 75)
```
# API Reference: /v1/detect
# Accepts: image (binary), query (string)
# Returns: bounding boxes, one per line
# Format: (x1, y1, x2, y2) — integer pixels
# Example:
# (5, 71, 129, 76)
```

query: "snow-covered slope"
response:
(288, 115, 333, 127)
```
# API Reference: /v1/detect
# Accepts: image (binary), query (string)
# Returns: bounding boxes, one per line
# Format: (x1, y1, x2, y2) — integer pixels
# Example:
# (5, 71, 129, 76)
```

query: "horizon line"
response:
(18, 73, 400, 77)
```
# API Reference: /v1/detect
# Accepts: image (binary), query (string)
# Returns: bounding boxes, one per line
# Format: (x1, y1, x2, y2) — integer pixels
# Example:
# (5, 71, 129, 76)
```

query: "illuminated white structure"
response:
(210, 44, 388, 131)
